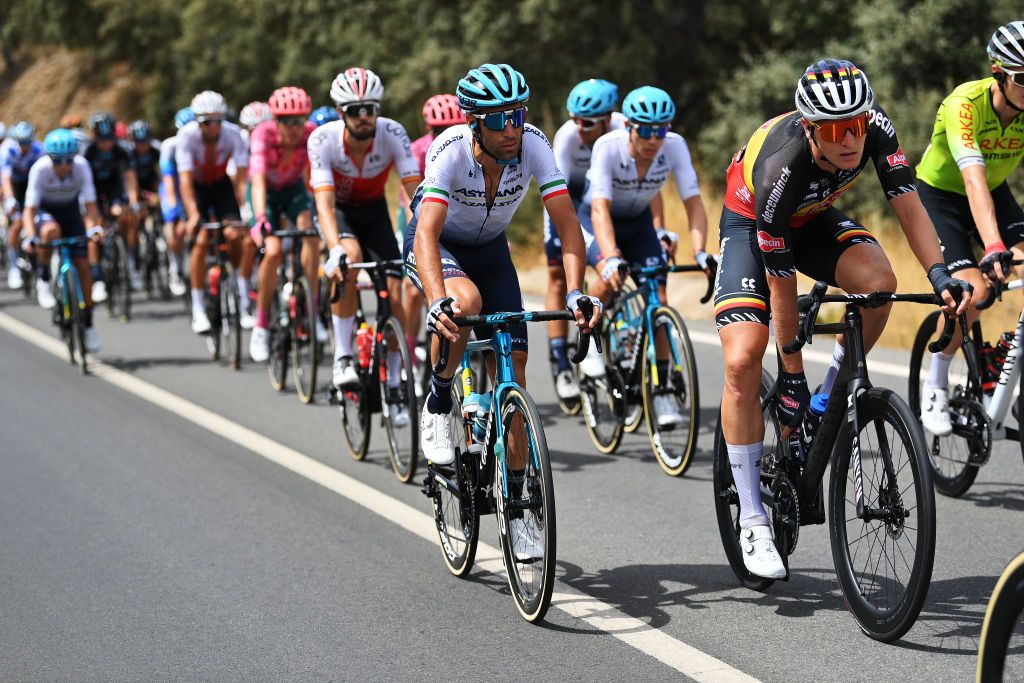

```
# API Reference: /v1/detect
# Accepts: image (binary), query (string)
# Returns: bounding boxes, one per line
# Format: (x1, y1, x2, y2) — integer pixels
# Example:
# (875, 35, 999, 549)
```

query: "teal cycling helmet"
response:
(174, 107, 195, 130)
(622, 86, 676, 124)
(44, 128, 78, 157)
(10, 121, 35, 144)
(566, 79, 619, 117)
(456, 63, 530, 113)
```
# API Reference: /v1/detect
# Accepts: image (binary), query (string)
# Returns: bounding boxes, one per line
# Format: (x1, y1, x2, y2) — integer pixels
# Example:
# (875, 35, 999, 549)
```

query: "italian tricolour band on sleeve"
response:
(421, 186, 449, 207)
(539, 178, 568, 202)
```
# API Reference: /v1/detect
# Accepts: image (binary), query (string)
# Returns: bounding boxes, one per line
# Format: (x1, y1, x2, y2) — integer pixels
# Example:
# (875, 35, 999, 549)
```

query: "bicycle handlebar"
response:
(616, 258, 717, 304)
(975, 258, 1024, 311)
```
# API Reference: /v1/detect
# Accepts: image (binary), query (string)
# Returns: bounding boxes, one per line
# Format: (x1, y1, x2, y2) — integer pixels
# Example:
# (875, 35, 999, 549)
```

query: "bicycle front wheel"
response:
(267, 293, 288, 391)
(907, 310, 981, 497)
(221, 264, 242, 370)
(65, 270, 88, 374)
(642, 305, 699, 476)
(427, 388, 478, 576)
(291, 276, 318, 403)
(578, 322, 625, 454)
(977, 552, 1024, 682)
(111, 233, 131, 321)
(379, 317, 419, 483)
(829, 387, 935, 642)
(497, 386, 556, 623)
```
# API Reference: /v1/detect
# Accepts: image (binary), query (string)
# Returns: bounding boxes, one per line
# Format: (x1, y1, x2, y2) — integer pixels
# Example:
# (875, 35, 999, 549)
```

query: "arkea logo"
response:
(757, 231, 785, 252)
(887, 148, 908, 168)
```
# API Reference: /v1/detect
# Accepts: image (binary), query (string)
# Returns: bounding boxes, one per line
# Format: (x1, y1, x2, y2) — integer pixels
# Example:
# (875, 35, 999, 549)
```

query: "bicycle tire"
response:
(428, 388, 478, 577)
(58, 269, 76, 365)
(497, 386, 557, 623)
(338, 366, 372, 461)
(642, 305, 700, 476)
(267, 292, 288, 391)
(549, 324, 582, 416)
(578, 321, 626, 454)
(112, 233, 132, 322)
(221, 263, 242, 370)
(712, 369, 778, 592)
(379, 317, 419, 483)
(907, 310, 981, 497)
(64, 269, 88, 374)
(830, 387, 935, 642)
(291, 275, 318, 403)
(977, 551, 1024, 682)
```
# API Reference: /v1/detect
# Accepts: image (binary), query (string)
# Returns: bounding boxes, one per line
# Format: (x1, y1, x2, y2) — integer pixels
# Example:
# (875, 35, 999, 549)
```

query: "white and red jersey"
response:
(249, 119, 315, 191)
(174, 120, 248, 185)
(307, 117, 421, 207)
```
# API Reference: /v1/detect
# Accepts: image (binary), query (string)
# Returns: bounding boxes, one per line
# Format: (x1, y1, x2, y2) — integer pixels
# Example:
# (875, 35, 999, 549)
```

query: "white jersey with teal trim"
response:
(552, 112, 628, 200)
(582, 128, 700, 218)
(25, 155, 97, 207)
(417, 123, 568, 246)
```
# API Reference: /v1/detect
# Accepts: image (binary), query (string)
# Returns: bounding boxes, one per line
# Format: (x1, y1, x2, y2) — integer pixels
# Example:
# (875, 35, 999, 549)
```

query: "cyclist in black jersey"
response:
(715, 59, 971, 579)
(128, 121, 162, 195)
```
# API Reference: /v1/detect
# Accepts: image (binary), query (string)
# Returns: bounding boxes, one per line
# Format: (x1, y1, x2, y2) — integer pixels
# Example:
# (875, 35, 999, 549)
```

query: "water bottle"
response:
(279, 281, 292, 326)
(356, 323, 372, 369)
(473, 393, 492, 443)
(208, 264, 220, 296)
(803, 393, 829, 444)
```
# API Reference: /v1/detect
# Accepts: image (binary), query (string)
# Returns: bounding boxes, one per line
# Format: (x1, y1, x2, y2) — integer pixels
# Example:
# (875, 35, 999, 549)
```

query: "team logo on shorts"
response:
(757, 231, 785, 252)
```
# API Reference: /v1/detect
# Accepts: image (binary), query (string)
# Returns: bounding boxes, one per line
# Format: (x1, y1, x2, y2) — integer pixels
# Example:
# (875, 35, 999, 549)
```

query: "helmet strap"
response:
(471, 123, 521, 166)
(995, 73, 1024, 113)
(808, 128, 843, 173)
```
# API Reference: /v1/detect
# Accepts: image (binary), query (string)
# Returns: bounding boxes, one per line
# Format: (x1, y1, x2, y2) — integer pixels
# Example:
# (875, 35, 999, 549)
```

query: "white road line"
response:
(0, 310, 759, 683)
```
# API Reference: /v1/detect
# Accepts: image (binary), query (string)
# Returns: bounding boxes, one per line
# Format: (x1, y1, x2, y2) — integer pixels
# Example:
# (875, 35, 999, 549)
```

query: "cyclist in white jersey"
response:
(21, 129, 104, 351)
(403, 63, 601, 472)
(578, 86, 711, 427)
(313, 67, 422, 395)
(175, 91, 251, 334)
(543, 79, 632, 401)
(158, 107, 195, 297)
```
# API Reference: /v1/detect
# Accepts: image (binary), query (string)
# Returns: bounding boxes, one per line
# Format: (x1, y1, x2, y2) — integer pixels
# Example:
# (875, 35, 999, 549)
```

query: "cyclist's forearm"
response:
(1, 175, 13, 201)
(314, 189, 340, 249)
(768, 275, 803, 373)
(963, 168, 1001, 247)
(591, 199, 618, 260)
(179, 172, 199, 219)
(684, 195, 708, 254)
(22, 207, 36, 238)
(413, 235, 446, 305)
(650, 192, 665, 230)
(161, 175, 177, 206)
(84, 203, 102, 229)
(125, 170, 139, 204)
(549, 196, 586, 292)
(234, 167, 248, 207)
(250, 173, 267, 218)
(890, 191, 945, 270)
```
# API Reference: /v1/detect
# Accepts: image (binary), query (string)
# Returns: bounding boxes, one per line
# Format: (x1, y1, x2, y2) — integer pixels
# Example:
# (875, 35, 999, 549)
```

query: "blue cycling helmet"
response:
(174, 107, 195, 130)
(10, 120, 35, 144)
(456, 63, 530, 113)
(309, 105, 340, 127)
(129, 120, 152, 142)
(566, 79, 619, 117)
(622, 86, 676, 124)
(90, 112, 116, 140)
(44, 129, 78, 157)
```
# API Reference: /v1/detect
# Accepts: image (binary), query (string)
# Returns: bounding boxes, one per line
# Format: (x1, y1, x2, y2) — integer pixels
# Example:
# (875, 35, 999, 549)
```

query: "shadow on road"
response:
(959, 481, 1024, 513)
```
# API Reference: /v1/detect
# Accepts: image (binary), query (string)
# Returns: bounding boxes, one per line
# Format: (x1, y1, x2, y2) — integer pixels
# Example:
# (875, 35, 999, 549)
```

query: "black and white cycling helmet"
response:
(988, 21, 1024, 69)
(794, 58, 874, 121)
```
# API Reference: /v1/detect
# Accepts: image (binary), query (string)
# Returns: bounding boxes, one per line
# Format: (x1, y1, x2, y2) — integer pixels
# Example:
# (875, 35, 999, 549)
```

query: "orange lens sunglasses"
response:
(812, 114, 868, 143)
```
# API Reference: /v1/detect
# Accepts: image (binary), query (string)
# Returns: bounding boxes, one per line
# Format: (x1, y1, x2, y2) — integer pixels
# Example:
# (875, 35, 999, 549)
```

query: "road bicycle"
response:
(327, 259, 419, 483)
(421, 304, 595, 622)
(579, 261, 713, 476)
(265, 228, 323, 404)
(100, 215, 132, 321)
(136, 194, 171, 300)
(43, 235, 92, 374)
(713, 282, 948, 642)
(908, 260, 1024, 496)
(199, 220, 243, 369)
(977, 549, 1024, 681)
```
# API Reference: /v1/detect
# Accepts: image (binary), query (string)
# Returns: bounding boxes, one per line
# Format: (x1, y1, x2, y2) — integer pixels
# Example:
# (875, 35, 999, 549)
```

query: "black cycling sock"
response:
(426, 374, 453, 414)
(83, 307, 93, 328)
(657, 359, 670, 385)
(508, 468, 526, 519)
(38, 264, 50, 282)
(550, 336, 570, 373)
(90, 264, 103, 281)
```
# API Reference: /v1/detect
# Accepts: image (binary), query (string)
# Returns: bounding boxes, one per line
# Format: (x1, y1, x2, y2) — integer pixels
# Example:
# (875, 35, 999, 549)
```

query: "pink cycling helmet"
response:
(269, 87, 313, 117)
(422, 94, 462, 127)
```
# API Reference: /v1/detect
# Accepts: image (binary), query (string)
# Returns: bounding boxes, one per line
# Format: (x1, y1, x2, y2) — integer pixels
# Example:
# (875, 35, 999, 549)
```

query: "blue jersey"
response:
(0, 139, 46, 184)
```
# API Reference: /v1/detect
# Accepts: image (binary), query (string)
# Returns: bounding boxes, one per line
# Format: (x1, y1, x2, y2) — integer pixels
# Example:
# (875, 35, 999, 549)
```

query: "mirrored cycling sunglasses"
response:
(471, 107, 528, 131)
(633, 124, 670, 140)
(50, 155, 74, 166)
(341, 102, 380, 118)
(574, 115, 608, 131)
(1005, 69, 1024, 87)
(810, 113, 868, 143)
(197, 117, 223, 126)
(276, 116, 306, 127)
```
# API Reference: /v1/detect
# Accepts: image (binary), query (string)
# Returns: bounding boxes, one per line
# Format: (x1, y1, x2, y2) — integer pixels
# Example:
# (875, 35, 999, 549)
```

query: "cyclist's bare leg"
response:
(36, 222, 60, 277)
(545, 263, 568, 341)
(73, 257, 94, 307)
(834, 242, 897, 352)
(719, 321, 769, 446)
(257, 236, 282, 319)
(190, 227, 209, 289)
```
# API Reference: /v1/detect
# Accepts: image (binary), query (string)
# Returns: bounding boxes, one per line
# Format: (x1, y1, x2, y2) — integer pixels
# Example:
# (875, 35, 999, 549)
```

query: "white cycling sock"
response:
(727, 441, 769, 527)
(928, 350, 954, 389)
(236, 273, 250, 304)
(168, 257, 179, 277)
(387, 350, 402, 387)
(333, 314, 354, 359)
(820, 342, 845, 396)
(191, 287, 204, 311)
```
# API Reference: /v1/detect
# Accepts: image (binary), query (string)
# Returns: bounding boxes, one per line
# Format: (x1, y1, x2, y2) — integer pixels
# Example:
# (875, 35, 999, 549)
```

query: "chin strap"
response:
(997, 75, 1024, 113)
(809, 129, 843, 172)
(471, 122, 521, 166)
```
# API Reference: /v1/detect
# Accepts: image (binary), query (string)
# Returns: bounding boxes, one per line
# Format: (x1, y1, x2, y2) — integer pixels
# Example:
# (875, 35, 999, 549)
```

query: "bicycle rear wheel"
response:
(379, 317, 419, 483)
(977, 552, 1024, 682)
(338, 355, 371, 461)
(267, 293, 288, 391)
(642, 305, 699, 476)
(111, 233, 132, 321)
(549, 324, 581, 416)
(291, 275, 318, 403)
(497, 386, 556, 623)
(577, 322, 626, 454)
(907, 310, 981, 497)
(712, 369, 778, 591)
(830, 387, 935, 642)
(221, 263, 242, 370)
(427, 389, 478, 576)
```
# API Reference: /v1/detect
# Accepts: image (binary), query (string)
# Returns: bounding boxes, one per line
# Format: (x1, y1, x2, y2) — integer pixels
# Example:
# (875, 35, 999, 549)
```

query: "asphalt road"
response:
(1, 285, 1022, 681)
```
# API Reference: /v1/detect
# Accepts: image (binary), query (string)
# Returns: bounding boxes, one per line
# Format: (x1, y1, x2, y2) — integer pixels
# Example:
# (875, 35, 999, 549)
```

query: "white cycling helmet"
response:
(989, 21, 1024, 69)
(330, 67, 384, 105)
(239, 101, 273, 129)
(190, 90, 229, 118)
(794, 59, 874, 121)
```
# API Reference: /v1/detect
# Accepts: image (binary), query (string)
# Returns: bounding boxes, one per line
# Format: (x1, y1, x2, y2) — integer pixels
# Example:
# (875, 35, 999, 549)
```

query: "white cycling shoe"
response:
(36, 280, 56, 309)
(249, 326, 270, 363)
(191, 308, 212, 334)
(740, 524, 786, 579)
(84, 327, 102, 354)
(653, 394, 682, 428)
(239, 308, 256, 331)
(555, 369, 580, 399)
(169, 272, 187, 297)
(91, 280, 108, 303)
(332, 356, 359, 388)
(580, 342, 606, 378)
(510, 518, 544, 561)
(315, 319, 329, 344)
(420, 407, 455, 465)
(8, 266, 23, 290)
(920, 384, 953, 437)
(389, 403, 411, 429)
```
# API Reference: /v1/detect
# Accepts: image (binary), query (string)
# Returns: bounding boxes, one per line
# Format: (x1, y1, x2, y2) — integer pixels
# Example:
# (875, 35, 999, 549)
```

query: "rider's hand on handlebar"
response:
(601, 255, 625, 291)
(427, 296, 461, 342)
(979, 242, 1013, 283)
(86, 225, 104, 243)
(696, 250, 717, 275)
(249, 215, 271, 248)
(927, 263, 972, 316)
(566, 288, 603, 332)
(657, 229, 679, 259)
(3, 196, 18, 215)
(21, 235, 37, 255)
(324, 245, 347, 281)
(776, 371, 811, 432)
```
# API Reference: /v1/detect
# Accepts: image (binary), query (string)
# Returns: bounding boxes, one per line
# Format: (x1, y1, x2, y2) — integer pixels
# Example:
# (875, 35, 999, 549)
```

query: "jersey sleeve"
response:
(385, 121, 421, 181)
(523, 126, 568, 203)
(77, 157, 97, 203)
(307, 127, 335, 191)
(23, 161, 43, 208)
(669, 136, 701, 201)
(751, 150, 803, 277)
(0, 141, 13, 179)
(868, 106, 918, 200)
(419, 136, 454, 208)
(174, 127, 195, 174)
(231, 128, 249, 169)
(117, 142, 136, 172)
(159, 140, 176, 176)
(248, 124, 268, 177)
(551, 126, 574, 178)
(585, 135, 615, 203)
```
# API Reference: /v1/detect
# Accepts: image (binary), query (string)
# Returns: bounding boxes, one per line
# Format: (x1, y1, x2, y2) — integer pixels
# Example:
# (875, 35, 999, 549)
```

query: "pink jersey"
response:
(410, 133, 434, 174)
(249, 119, 315, 190)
